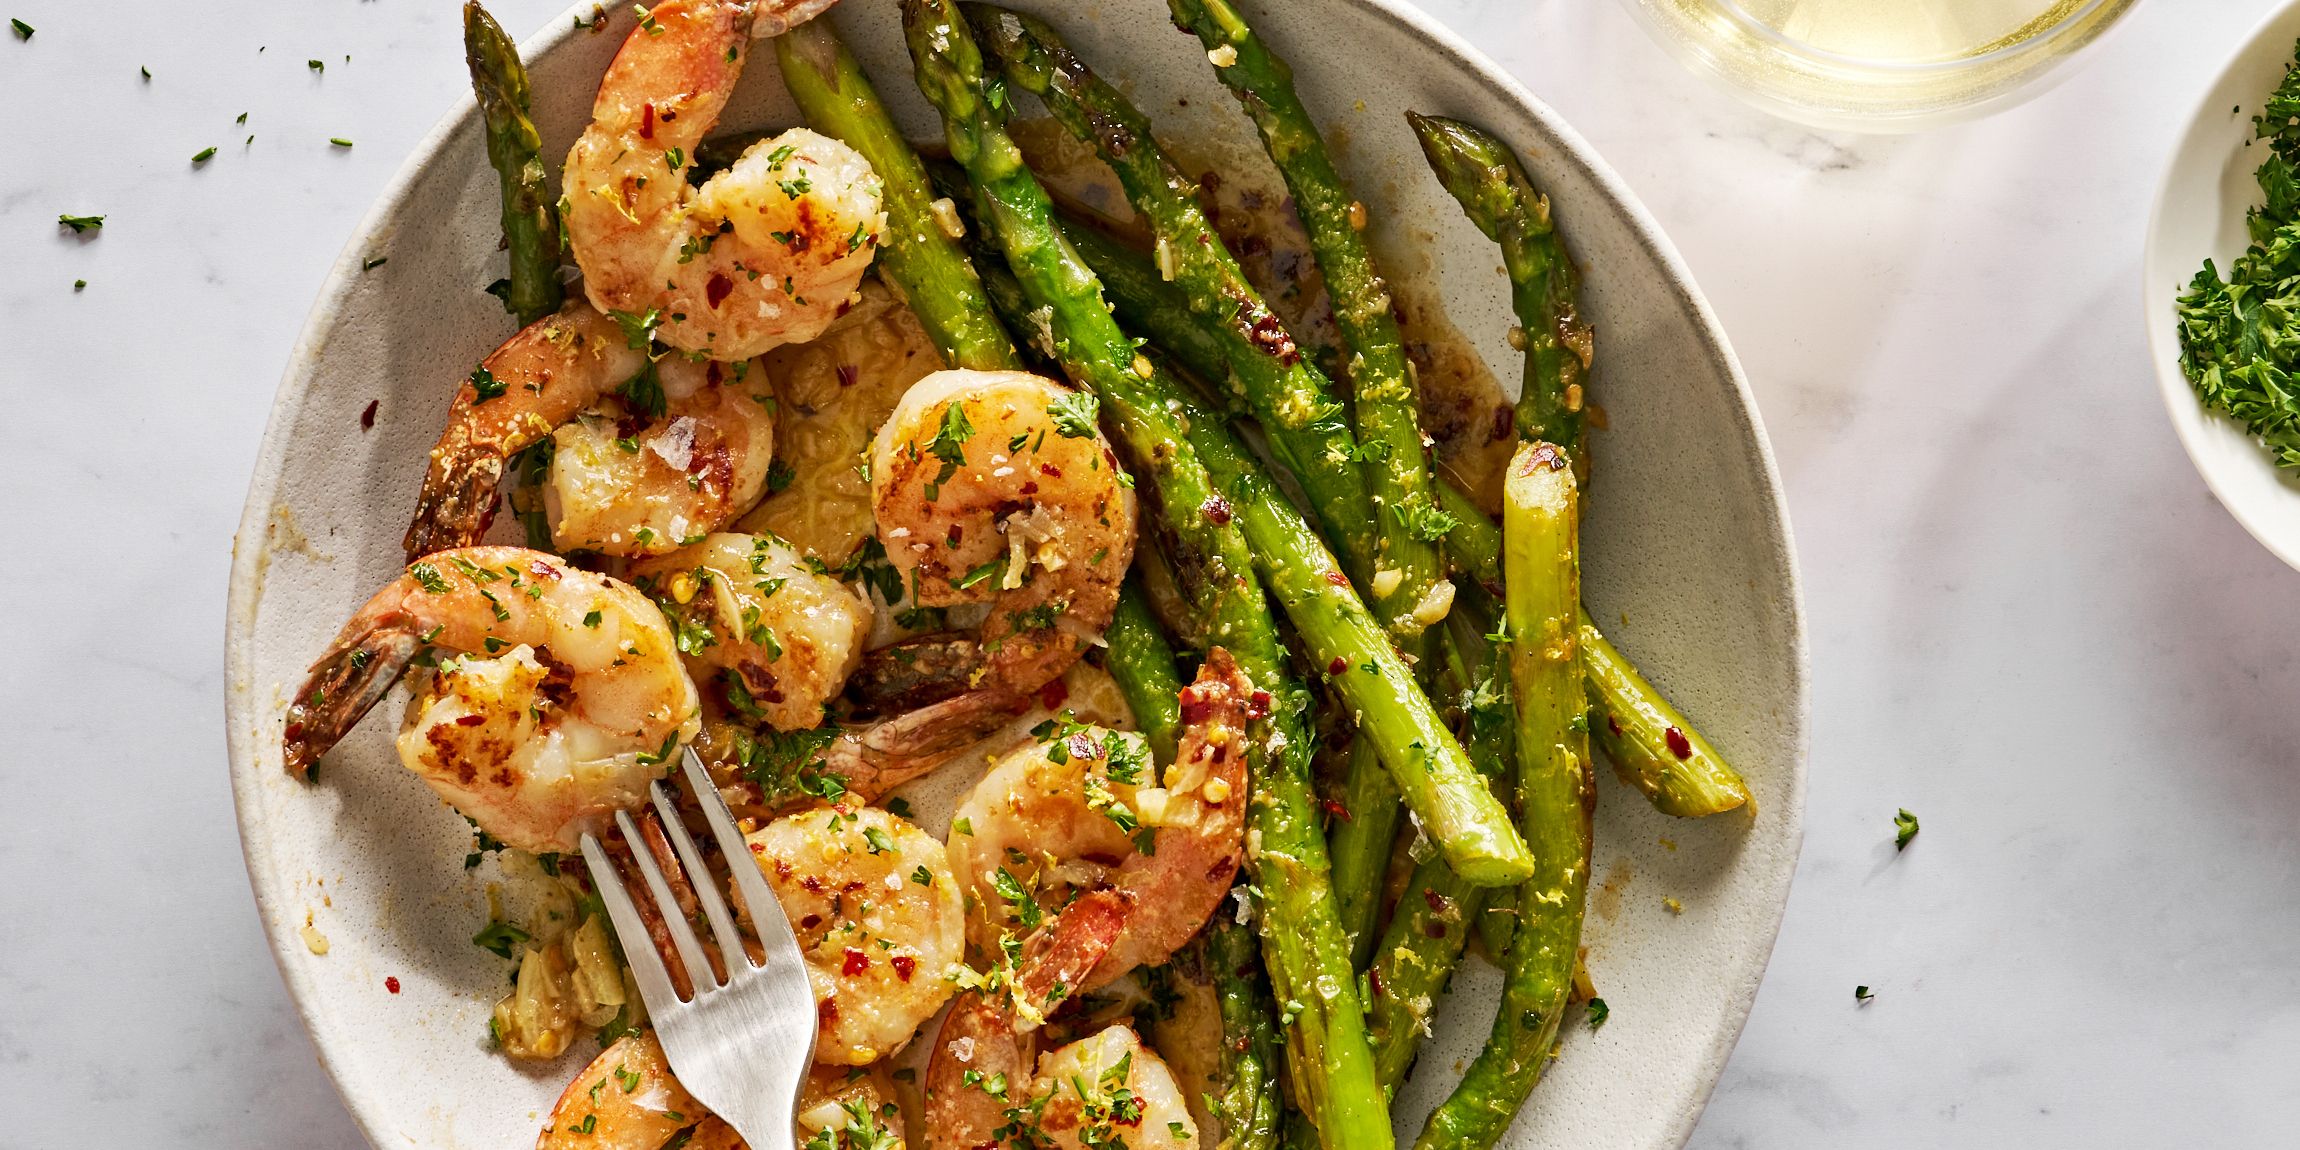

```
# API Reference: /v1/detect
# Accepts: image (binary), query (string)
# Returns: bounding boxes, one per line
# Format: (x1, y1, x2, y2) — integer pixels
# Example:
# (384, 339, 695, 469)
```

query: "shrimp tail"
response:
(846, 632, 985, 716)
(282, 612, 424, 778)
(828, 688, 1031, 802)
(403, 448, 505, 561)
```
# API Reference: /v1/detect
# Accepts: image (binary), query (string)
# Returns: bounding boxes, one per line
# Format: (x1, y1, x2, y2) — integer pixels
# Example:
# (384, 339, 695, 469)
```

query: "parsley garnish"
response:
(1586, 997, 1609, 1030)
(618, 361, 666, 418)
(472, 918, 530, 959)
(991, 867, 1042, 928)
(1893, 808, 1919, 850)
(608, 306, 661, 350)
(468, 366, 507, 403)
(409, 562, 452, 593)
(1046, 389, 1100, 438)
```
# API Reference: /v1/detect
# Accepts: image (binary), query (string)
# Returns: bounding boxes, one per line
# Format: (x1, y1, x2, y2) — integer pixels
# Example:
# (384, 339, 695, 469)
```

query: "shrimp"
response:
(628, 533, 874, 732)
(282, 547, 700, 855)
(403, 301, 776, 560)
(744, 801, 967, 1065)
(869, 370, 1136, 700)
(1028, 1026, 1199, 1150)
(539, 1030, 908, 1149)
(944, 650, 1256, 990)
(563, 0, 885, 360)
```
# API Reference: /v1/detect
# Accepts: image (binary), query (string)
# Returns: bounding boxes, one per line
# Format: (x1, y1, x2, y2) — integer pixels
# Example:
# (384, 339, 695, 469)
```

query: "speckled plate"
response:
(2145, 0, 2300, 575)
(224, 2, 1808, 1146)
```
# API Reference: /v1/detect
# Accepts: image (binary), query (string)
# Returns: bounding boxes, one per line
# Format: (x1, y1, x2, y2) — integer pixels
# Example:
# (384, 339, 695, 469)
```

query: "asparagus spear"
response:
(774, 20, 1021, 372)
(965, 4, 1376, 580)
(1413, 441, 1592, 1149)
(463, 1, 562, 327)
(1161, 0, 1445, 574)
(1437, 475, 1750, 818)
(1104, 580, 1185, 767)
(1202, 913, 1286, 1150)
(1407, 112, 1591, 467)
(1367, 601, 1509, 1091)
(1150, 375, 1533, 887)
(895, 6, 1393, 1145)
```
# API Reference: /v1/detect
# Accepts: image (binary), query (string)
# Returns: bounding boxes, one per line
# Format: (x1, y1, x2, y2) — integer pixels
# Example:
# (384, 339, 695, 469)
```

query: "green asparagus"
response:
(1104, 580, 1185, 768)
(895, 5, 1392, 1144)
(1202, 914, 1286, 1150)
(1153, 376, 1534, 888)
(1407, 112, 1590, 466)
(462, 1, 562, 327)
(1438, 474, 1750, 818)
(774, 19, 1020, 372)
(966, 4, 1377, 580)
(1413, 441, 1592, 1149)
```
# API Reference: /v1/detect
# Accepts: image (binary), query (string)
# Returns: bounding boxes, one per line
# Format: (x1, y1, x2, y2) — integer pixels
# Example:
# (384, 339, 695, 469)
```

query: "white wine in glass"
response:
(1617, 0, 2141, 131)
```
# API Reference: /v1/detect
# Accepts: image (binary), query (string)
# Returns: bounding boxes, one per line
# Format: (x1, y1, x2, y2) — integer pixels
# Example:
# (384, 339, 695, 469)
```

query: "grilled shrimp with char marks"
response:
(563, 0, 885, 359)
(283, 547, 701, 855)
(869, 369, 1135, 702)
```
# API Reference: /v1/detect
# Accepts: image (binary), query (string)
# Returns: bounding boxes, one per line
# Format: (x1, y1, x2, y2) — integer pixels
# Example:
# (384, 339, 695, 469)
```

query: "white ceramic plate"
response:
(225, 2, 1808, 1146)
(2145, 0, 2300, 573)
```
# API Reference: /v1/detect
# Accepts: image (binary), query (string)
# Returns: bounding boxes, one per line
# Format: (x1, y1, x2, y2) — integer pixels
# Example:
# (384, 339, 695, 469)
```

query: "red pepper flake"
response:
(1606, 716, 1624, 737)
(1019, 480, 1039, 496)
(800, 913, 822, 930)
(384, 976, 401, 994)
(705, 272, 733, 308)
(947, 524, 963, 546)
(1423, 921, 1448, 939)
(1423, 888, 1452, 913)
(1323, 569, 1348, 586)
(1664, 726, 1694, 760)
(1321, 798, 1352, 822)
(706, 360, 723, 385)
(1201, 495, 1233, 525)
(818, 997, 839, 1024)
(1368, 966, 1385, 998)
(1326, 657, 1347, 676)
(1067, 733, 1103, 763)
(359, 399, 379, 430)
(455, 714, 486, 727)
(836, 363, 860, 389)
(1040, 462, 1062, 477)
(890, 954, 917, 981)
(1038, 678, 1069, 711)
(1178, 683, 1215, 724)
(841, 948, 870, 976)
(1246, 689, 1271, 718)
(640, 102, 655, 139)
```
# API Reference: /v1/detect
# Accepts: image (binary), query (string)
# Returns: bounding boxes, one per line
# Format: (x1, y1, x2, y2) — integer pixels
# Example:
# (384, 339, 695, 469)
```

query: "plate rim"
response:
(2142, 0, 2300, 575)
(223, 3, 1810, 1146)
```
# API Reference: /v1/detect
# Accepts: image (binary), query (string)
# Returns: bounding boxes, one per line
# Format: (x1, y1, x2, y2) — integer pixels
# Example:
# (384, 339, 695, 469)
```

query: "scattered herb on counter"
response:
(192, 146, 217, 164)
(58, 213, 104, 233)
(1894, 808, 1920, 851)
(307, 58, 323, 72)
(140, 66, 150, 79)
(1585, 998, 1609, 1030)
(72, 279, 85, 291)
(330, 136, 354, 148)
(1854, 985, 1875, 1005)
(10, 18, 31, 39)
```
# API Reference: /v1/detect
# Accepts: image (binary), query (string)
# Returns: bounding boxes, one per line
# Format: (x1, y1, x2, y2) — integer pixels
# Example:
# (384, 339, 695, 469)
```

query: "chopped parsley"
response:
(618, 361, 666, 419)
(1854, 985, 1875, 1004)
(991, 867, 1042, 928)
(191, 146, 217, 164)
(1586, 997, 1609, 1030)
(468, 366, 508, 403)
(609, 306, 662, 350)
(329, 137, 353, 148)
(57, 213, 104, 234)
(409, 562, 452, 593)
(1046, 389, 1100, 438)
(472, 918, 530, 959)
(1893, 808, 1919, 851)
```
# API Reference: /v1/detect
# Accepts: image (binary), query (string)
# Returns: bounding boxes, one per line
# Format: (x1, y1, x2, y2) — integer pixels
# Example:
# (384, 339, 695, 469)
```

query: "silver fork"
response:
(578, 747, 818, 1145)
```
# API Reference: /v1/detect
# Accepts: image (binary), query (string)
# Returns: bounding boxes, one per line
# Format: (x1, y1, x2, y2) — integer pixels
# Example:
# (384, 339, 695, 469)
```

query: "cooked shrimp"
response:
(923, 890, 1131, 1150)
(282, 547, 700, 854)
(869, 369, 1136, 700)
(539, 1031, 907, 1149)
(544, 355, 778, 556)
(628, 533, 873, 732)
(1029, 1026, 1199, 1150)
(563, 0, 884, 359)
(744, 802, 967, 1065)
(944, 650, 1255, 990)
(403, 301, 775, 560)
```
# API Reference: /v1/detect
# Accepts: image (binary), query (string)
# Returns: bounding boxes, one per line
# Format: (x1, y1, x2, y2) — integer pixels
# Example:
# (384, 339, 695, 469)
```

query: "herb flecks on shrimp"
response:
(563, 0, 887, 360)
(869, 368, 1136, 701)
(283, 547, 700, 854)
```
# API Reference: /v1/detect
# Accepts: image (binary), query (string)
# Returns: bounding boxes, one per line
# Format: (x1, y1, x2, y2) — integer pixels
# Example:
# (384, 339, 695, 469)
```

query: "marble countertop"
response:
(5, 0, 2295, 1145)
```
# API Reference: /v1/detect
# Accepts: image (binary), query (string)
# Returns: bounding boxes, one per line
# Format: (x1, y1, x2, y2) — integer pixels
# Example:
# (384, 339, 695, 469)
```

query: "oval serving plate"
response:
(225, 2, 1808, 1146)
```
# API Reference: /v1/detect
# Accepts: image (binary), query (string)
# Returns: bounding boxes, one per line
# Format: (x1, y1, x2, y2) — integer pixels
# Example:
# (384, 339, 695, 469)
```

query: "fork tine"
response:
(615, 808, 718, 995)
(679, 747, 806, 977)
(578, 831, 680, 1010)
(650, 775, 747, 976)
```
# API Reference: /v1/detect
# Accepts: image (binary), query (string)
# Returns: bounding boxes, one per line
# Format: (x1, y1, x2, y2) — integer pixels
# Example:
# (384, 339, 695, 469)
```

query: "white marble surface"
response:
(3, 0, 2295, 1146)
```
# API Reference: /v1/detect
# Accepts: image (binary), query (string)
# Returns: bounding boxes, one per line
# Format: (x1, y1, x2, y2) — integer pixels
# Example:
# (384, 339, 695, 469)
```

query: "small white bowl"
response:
(2145, 0, 2300, 572)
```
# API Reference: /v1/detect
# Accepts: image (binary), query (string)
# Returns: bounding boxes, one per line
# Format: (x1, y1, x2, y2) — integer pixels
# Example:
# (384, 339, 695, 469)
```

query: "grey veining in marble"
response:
(3, 0, 2296, 1146)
